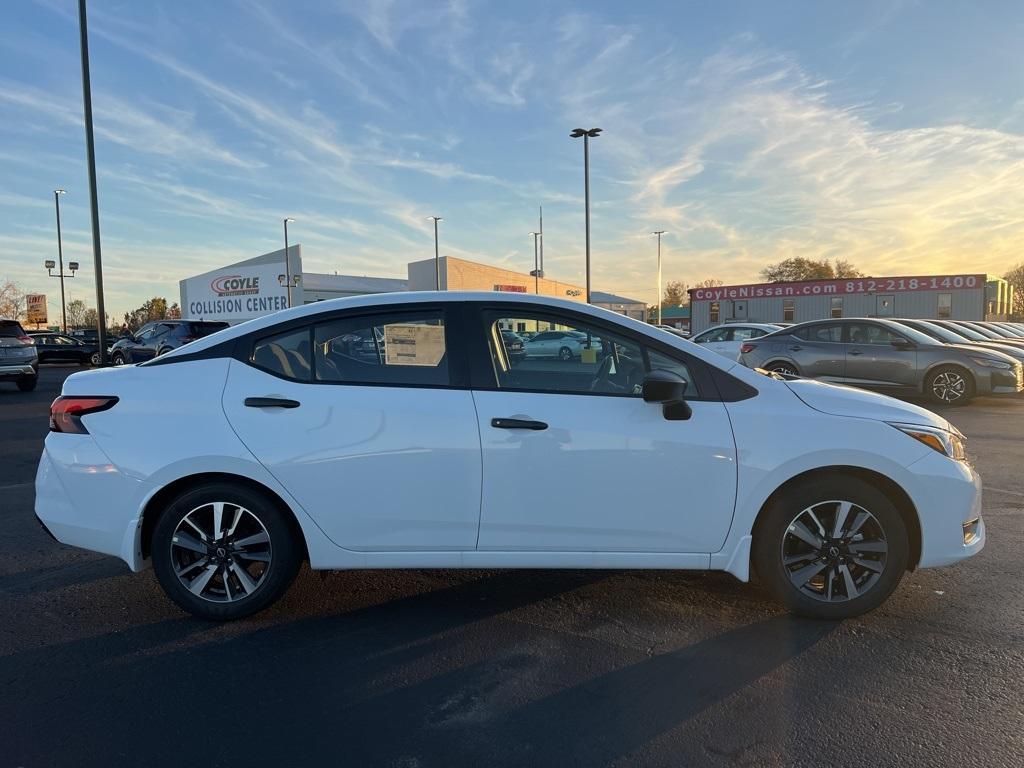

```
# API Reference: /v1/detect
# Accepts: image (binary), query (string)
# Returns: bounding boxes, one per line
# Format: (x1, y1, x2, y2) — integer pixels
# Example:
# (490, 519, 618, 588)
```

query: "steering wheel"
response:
(590, 353, 643, 393)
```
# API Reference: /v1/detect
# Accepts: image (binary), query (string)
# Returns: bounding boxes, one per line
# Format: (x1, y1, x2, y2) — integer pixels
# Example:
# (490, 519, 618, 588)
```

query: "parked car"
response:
(689, 322, 782, 359)
(500, 329, 526, 360)
(29, 333, 102, 366)
(37, 292, 985, 621)
(655, 325, 690, 339)
(109, 320, 229, 365)
(738, 317, 1022, 405)
(68, 328, 100, 343)
(522, 329, 598, 361)
(930, 320, 1024, 349)
(948, 321, 1024, 346)
(0, 318, 38, 391)
(890, 319, 1024, 367)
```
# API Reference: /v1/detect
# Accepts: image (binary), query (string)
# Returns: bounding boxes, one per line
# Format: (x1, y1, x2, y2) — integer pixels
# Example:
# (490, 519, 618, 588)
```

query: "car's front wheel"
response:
(926, 365, 972, 406)
(151, 482, 302, 620)
(558, 346, 574, 361)
(88, 351, 102, 366)
(753, 474, 909, 620)
(111, 351, 127, 366)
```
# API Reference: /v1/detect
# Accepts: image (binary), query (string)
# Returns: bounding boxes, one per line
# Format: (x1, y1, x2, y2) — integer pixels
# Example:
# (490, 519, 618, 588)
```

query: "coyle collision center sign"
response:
(181, 263, 289, 323)
(690, 274, 986, 302)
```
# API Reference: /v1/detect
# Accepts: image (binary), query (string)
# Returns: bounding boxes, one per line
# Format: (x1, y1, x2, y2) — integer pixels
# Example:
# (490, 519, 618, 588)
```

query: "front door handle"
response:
(789, 345, 803, 351)
(244, 397, 301, 409)
(491, 417, 548, 431)
(849, 350, 864, 356)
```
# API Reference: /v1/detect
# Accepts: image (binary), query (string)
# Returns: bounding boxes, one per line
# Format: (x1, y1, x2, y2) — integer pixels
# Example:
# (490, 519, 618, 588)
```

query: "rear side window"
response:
(0, 320, 26, 337)
(314, 311, 449, 385)
(251, 328, 312, 381)
(795, 324, 842, 343)
(189, 322, 230, 337)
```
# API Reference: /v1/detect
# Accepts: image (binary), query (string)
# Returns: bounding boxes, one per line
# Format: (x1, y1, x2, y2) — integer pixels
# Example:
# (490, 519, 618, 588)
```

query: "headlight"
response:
(970, 356, 1012, 370)
(889, 422, 967, 461)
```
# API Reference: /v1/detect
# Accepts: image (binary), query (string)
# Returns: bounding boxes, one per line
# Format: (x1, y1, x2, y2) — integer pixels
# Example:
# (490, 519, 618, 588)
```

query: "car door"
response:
(221, 304, 482, 551)
(137, 323, 172, 360)
(468, 306, 738, 553)
(32, 334, 53, 361)
(844, 322, 918, 389)
(50, 335, 76, 362)
(790, 323, 846, 379)
(691, 327, 732, 358)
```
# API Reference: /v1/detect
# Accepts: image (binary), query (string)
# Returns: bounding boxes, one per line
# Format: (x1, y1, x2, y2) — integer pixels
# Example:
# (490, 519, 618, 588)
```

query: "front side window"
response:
(938, 293, 952, 319)
(485, 312, 696, 397)
(695, 328, 730, 343)
(251, 327, 312, 380)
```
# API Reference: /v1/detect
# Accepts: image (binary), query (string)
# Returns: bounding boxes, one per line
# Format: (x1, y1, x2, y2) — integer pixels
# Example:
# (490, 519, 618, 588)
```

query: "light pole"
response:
(78, 0, 108, 362)
(282, 217, 295, 308)
(427, 216, 443, 290)
(538, 205, 544, 279)
(51, 189, 70, 331)
(652, 230, 666, 325)
(529, 232, 542, 293)
(570, 128, 601, 303)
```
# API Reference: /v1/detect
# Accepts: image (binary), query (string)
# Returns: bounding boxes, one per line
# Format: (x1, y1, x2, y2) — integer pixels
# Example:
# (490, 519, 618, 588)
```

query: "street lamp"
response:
(570, 127, 601, 303)
(651, 230, 666, 325)
(283, 217, 295, 308)
(529, 232, 543, 293)
(426, 216, 443, 290)
(47, 188, 76, 332)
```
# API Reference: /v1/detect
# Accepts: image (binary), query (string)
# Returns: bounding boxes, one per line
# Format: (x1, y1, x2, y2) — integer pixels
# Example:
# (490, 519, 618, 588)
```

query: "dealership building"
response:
(180, 248, 647, 325)
(688, 273, 1013, 334)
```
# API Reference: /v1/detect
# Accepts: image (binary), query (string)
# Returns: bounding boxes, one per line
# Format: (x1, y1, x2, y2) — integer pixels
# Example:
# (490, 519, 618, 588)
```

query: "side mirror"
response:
(891, 338, 915, 349)
(642, 370, 692, 420)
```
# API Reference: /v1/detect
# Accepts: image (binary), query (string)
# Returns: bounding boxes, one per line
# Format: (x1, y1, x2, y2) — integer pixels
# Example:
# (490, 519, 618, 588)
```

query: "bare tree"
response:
(1004, 263, 1024, 318)
(0, 278, 26, 319)
(66, 299, 89, 328)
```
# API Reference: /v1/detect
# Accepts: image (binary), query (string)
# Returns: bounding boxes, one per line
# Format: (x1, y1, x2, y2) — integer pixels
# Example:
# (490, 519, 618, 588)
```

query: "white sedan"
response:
(689, 322, 783, 359)
(36, 292, 983, 621)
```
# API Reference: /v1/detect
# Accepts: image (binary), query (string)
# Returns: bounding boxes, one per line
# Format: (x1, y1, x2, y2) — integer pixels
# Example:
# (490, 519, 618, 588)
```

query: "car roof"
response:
(697, 322, 781, 332)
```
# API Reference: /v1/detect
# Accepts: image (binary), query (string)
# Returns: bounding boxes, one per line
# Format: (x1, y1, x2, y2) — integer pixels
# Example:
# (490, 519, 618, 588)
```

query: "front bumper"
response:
(906, 449, 985, 568)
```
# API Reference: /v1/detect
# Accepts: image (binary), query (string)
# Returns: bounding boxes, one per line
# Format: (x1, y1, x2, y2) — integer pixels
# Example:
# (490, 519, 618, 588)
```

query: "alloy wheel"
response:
(770, 363, 798, 377)
(90, 352, 102, 366)
(781, 499, 888, 603)
(169, 501, 273, 603)
(931, 371, 967, 403)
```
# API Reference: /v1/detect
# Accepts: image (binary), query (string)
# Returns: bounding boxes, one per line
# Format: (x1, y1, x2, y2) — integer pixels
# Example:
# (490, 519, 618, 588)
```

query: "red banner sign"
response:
(493, 284, 527, 293)
(690, 274, 986, 302)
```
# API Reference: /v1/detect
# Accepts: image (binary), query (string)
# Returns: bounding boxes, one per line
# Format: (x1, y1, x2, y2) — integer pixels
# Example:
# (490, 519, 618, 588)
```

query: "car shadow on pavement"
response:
(1, 568, 835, 767)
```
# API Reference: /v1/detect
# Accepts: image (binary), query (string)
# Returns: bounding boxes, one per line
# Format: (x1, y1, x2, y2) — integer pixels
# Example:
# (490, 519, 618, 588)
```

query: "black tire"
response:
(752, 474, 909, 620)
(766, 361, 799, 377)
(89, 352, 102, 367)
(111, 352, 127, 366)
(151, 482, 302, 620)
(558, 346, 574, 361)
(925, 365, 973, 407)
(17, 377, 37, 392)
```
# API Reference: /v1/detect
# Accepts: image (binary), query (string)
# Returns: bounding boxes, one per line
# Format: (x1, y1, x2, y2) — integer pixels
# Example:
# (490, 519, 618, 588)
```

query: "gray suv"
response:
(738, 317, 1023, 405)
(0, 319, 40, 391)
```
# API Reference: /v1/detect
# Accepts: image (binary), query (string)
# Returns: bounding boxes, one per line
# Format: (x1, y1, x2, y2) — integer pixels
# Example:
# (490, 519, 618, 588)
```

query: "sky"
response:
(2, 0, 1023, 321)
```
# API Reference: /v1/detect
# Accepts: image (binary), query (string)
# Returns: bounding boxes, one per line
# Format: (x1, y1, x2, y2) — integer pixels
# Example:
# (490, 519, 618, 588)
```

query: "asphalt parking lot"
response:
(1, 366, 1021, 768)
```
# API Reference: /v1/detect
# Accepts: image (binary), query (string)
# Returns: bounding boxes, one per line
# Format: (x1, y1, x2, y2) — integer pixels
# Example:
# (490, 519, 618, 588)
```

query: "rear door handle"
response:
(491, 417, 548, 431)
(849, 350, 863, 356)
(244, 397, 301, 409)
(789, 346, 803, 351)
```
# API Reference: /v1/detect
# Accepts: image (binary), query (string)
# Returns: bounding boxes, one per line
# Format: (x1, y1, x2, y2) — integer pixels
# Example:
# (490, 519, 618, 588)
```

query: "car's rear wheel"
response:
(89, 351, 102, 366)
(766, 361, 799, 377)
(926, 365, 972, 406)
(16, 376, 37, 392)
(558, 346, 573, 361)
(151, 482, 302, 620)
(753, 475, 909, 620)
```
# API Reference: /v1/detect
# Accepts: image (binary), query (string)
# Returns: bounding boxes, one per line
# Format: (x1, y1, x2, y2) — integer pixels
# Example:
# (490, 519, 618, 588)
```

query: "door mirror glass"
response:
(891, 337, 915, 349)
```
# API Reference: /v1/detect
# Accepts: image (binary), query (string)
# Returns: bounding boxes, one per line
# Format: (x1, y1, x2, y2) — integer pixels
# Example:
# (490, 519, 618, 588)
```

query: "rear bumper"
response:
(35, 434, 154, 570)
(0, 363, 37, 378)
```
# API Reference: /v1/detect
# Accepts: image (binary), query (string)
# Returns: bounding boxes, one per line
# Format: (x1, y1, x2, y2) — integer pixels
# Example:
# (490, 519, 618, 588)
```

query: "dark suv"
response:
(109, 320, 229, 365)
(0, 319, 40, 391)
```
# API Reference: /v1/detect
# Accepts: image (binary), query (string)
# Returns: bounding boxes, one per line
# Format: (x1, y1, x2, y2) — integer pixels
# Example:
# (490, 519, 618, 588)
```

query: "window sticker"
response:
(384, 324, 445, 366)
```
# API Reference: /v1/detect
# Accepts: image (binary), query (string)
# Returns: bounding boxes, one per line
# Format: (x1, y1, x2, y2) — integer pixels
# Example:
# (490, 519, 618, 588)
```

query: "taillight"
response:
(18, 334, 33, 344)
(740, 342, 757, 354)
(49, 396, 119, 434)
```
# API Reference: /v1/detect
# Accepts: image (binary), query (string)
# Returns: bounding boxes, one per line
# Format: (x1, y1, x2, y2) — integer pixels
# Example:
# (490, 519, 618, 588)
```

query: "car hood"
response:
(784, 378, 951, 431)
